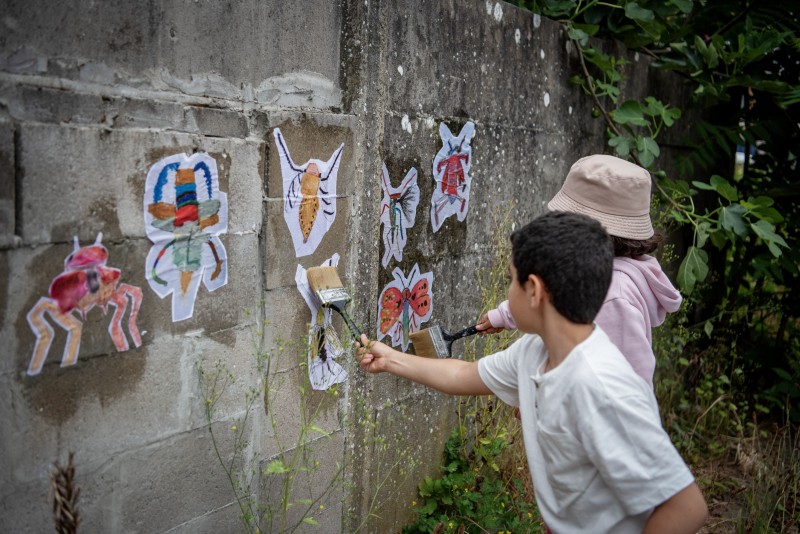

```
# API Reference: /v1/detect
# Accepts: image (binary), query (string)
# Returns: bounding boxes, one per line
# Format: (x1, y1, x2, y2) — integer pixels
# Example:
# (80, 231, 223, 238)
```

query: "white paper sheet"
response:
(379, 162, 420, 268)
(143, 152, 228, 322)
(295, 254, 348, 390)
(273, 128, 344, 257)
(430, 121, 476, 232)
(376, 263, 433, 351)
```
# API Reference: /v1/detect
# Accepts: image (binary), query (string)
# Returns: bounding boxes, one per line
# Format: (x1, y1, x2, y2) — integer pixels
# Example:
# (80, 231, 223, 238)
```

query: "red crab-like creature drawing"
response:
(25, 233, 143, 376)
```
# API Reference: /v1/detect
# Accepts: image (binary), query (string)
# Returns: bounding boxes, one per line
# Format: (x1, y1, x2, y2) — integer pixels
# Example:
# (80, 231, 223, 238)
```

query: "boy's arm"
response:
(358, 335, 492, 396)
(643, 482, 707, 533)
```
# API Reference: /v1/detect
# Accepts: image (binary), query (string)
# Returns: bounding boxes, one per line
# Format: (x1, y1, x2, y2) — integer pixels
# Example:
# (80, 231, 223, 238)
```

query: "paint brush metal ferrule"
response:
(315, 287, 351, 305)
(428, 325, 449, 359)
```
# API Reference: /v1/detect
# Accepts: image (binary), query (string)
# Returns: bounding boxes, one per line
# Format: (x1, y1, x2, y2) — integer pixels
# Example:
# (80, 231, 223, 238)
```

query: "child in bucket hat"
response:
(477, 155, 682, 385)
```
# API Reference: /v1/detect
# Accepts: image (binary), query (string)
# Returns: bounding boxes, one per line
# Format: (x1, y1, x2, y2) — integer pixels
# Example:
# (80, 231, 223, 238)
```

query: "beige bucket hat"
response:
(547, 155, 654, 240)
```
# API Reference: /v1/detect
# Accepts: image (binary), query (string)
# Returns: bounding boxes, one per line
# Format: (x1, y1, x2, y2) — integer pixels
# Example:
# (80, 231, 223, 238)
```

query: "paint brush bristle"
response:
(306, 266, 362, 341)
(410, 326, 447, 358)
(306, 266, 346, 297)
(411, 324, 481, 358)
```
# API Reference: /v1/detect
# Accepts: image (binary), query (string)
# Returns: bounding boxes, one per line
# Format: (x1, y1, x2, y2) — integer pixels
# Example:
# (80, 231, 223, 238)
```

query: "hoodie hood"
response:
(612, 255, 682, 327)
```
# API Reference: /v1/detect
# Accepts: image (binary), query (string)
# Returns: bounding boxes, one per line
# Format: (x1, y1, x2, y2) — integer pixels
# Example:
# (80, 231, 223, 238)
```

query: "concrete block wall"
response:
(1, 0, 692, 532)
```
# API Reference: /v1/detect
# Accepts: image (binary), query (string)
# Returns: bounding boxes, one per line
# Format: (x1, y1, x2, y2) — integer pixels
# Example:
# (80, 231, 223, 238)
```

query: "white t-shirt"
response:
(477, 326, 694, 533)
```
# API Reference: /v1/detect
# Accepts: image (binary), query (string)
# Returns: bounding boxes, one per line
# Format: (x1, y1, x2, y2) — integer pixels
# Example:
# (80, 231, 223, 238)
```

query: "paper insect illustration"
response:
(377, 263, 433, 351)
(144, 152, 228, 322)
(273, 128, 345, 257)
(296, 254, 348, 390)
(379, 163, 420, 269)
(430, 121, 476, 232)
(26, 233, 143, 376)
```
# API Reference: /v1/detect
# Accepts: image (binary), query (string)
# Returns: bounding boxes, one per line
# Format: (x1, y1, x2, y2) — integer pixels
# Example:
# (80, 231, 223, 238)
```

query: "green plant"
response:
(198, 314, 344, 533)
(512, 0, 800, 424)
(403, 431, 541, 534)
(404, 208, 541, 533)
(346, 394, 424, 533)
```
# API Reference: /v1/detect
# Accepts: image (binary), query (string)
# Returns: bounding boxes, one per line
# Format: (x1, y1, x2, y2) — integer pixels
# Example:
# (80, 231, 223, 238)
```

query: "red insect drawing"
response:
(377, 263, 433, 351)
(430, 122, 476, 232)
(26, 233, 143, 376)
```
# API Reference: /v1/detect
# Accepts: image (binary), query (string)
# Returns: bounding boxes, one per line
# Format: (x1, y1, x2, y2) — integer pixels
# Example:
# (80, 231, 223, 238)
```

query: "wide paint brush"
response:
(305, 266, 362, 342)
(410, 324, 480, 359)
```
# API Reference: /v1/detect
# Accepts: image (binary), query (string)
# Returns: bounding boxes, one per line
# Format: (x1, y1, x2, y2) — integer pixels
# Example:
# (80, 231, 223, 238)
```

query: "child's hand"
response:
(357, 335, 393, 373)
(476, 313, 504, 335)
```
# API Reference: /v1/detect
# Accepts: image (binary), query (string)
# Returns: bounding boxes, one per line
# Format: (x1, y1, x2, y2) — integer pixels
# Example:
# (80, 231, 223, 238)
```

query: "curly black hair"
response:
(511, 212, 614, 324)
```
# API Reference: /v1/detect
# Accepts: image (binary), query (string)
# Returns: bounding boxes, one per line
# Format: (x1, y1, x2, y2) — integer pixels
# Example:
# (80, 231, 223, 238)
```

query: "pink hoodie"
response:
(487, 255, 682, 385)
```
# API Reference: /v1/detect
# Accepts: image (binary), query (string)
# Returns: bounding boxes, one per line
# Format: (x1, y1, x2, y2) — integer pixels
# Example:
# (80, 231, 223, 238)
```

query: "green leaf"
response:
(696, 221, 711, 248)
(419, 500, 437, 515)
(663, 107, 681, 127)
(265, 460, 289, 475)
(302, 518, 319, 526)
(709, 175, 739, 202)
(573, 22, 599, 37)
(691, 180, 715, 191)
(567, 26, 589, 47)
(704, 321, 713, 338)
(641, 136, 660, 158)
(677, 246, 709, 294)
(613, 101, 649, 126)
(608, 134, 633, 157)
(625, 3, 655, 22)
(720, 205, 748, 237)
(669, 0, 693, 13)
(750, 220, 788, 257)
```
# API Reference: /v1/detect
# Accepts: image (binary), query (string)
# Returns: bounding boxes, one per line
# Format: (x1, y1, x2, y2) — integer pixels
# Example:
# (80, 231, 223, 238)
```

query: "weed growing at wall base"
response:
(404, 208, 543, 532)
(198, 312, 344, 533)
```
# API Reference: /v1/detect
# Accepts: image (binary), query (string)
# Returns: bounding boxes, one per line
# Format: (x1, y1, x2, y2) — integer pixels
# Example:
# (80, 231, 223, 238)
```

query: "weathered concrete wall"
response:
(0, 0, 692, 532)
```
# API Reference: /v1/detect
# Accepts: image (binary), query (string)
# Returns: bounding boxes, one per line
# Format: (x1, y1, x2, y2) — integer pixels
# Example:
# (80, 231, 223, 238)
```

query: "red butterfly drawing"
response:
(377, 263, 433, 351)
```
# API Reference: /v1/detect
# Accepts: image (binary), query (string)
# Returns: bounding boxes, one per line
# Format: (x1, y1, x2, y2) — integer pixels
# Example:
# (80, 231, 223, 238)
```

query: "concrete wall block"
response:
(260, 365, 343, 459)
(2, 335, 189, 485)
(264, 196, 353, 291)
(18, 124, 263, 245)
(346, 387, 457, 532)
(0, 118, 15, 244)
(0, 472, 52, 533)
(258, 429, 345, 532)
(192, 325, 265, 429)
(162, 502, 243, 534)
(113, 421, 241, 533)
(2, 1, 342, 106)
(384, 1, 566, 127)
(266, 113, 359, 198)
(185, 106, 249, 139)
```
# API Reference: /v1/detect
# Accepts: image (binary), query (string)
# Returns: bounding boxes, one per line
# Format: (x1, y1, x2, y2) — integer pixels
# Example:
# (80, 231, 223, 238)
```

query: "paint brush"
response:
(410, 324, 480, 358)
(305, 266, 362, 342)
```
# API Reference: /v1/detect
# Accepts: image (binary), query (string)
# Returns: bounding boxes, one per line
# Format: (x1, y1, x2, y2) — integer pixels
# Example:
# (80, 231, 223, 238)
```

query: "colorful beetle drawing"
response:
(144, 152, 228, 322)
(273, 128, 345, 257)
(26, 233, 143, 376)
(379, 162, 420, 269)
(377, 263, 433, 351)
(295, 255, 348, 390)
(430, 122, 476, 232)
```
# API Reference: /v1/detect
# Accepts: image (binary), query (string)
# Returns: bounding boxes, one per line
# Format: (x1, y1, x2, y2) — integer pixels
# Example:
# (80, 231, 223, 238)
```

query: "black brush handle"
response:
(329, 304, 362, 342)
(444, 325, 481, 357)
(445, 325, 480, 343)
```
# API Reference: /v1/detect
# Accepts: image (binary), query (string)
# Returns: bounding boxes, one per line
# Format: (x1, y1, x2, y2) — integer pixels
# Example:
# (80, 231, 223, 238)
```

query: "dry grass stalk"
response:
(50, 452, 80, 534)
